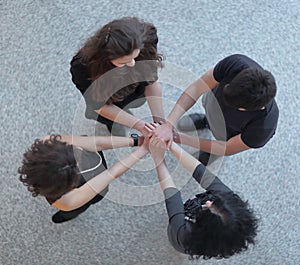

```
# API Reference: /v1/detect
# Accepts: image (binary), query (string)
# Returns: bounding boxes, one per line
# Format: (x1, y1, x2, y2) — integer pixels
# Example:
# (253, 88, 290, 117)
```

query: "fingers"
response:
(150, 136, 165, 148)
(144, 122, 159, 132)
(144, 122, 173, 149)
(166, 139, 172, 150)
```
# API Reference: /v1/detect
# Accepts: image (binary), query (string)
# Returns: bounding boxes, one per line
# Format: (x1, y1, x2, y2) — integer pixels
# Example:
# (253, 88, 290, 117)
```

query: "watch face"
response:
(131, 133, 138, 139)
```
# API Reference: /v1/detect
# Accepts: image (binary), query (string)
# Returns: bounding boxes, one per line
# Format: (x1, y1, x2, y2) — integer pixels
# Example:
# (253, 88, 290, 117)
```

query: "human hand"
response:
(137, 135, 144, 146)
(145, 121, 173, 150)
(172, 127, 181, 144)
(149, 136, 167, 165)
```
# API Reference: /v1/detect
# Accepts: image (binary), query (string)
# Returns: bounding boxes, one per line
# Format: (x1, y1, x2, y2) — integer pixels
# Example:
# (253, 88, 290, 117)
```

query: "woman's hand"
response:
(152, 122, 173, 150)
(149, 136, 167, 166)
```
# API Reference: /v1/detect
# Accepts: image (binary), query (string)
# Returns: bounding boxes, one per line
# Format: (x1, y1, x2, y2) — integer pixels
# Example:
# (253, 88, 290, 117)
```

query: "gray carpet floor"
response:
(1, 1, 299, 264)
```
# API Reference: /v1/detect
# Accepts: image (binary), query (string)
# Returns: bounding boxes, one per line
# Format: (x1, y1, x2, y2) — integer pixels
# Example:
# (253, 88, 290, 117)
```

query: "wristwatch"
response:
(130, 133, 139, 147)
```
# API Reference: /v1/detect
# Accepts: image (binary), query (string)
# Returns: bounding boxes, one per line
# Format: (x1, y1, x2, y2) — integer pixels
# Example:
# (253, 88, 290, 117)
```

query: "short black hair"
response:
(223, 68, 276, 110)
(183, 191, 258, 259)
(18, 135, 80, 199)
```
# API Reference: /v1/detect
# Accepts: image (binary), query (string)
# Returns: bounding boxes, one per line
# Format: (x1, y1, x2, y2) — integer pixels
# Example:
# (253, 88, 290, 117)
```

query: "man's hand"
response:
(145, 121, 173, 149)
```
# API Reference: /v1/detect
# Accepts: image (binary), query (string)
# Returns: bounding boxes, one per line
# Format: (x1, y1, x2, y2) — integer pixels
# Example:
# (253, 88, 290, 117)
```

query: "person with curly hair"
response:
(18, 134, 147, 223)
(147, 123, 258, 259)
(70, 17, 164, 136)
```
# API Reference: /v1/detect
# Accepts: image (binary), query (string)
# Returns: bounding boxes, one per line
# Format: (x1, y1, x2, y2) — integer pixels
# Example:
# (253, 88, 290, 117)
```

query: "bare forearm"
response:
(170, 142, 200, 173)
(59, 135, 134, 152)
(108, 146, 149, 179)
(145, 82, 165, 122)
(167, 69, 217, 126)
(167, 91, 197, 126)
(155, 160, 176, 191)
(53, 146, 148, 211)
(177, 133, 227, 155)
(97, 104, 145, 132)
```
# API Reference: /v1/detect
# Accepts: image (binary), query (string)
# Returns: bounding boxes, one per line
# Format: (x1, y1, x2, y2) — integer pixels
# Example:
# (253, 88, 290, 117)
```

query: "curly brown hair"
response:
(18, 135, 80, 200)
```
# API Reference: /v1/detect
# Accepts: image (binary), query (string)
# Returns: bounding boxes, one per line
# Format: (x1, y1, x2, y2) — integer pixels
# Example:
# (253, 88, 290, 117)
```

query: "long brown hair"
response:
(79, 17, 163, 82)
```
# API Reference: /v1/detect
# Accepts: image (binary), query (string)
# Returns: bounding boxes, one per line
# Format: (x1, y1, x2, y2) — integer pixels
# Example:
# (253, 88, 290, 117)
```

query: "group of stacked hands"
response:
(18, 17, 278, 260)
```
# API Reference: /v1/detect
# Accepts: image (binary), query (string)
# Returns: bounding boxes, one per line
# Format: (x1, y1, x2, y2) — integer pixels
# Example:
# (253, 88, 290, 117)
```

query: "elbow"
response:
(52, 198, 79, 212)
(224, 150, 233, 156)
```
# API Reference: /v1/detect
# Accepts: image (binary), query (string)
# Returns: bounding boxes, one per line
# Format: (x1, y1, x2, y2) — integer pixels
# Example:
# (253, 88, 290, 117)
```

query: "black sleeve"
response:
(213, 54, 249, 83)
(70, 54, 92, 95)
(241, 101, 279, 148)
(164, 188, 190, 244)
(192, 164, 231, 192)
(164, 188, 185, 222)
(70, 54, 108, 111)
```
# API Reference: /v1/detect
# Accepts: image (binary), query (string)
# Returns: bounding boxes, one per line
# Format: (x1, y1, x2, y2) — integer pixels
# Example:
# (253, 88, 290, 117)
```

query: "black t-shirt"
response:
(70, 25, 160, 118)
(164, 164, 231, 253)
(203, 54, 279, 148)
(45, 147, 108, 205)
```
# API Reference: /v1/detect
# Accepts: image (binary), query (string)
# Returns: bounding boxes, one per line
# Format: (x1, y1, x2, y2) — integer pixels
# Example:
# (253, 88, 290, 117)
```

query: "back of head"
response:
(184, 191, 258, 259)
(223, 68, 277, 110)
(18, 135, 80, 199)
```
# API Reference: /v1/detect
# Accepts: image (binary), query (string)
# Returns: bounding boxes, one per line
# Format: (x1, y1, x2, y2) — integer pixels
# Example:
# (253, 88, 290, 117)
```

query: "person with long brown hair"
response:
(70, 17, 164, 135)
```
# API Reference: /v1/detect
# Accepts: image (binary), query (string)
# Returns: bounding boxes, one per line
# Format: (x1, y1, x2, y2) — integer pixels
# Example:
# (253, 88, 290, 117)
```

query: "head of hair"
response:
(18, 135, 80, 200)
(183, 191, 258, 260)
(79, 17, 163, 81)
(223, 68, 276, 110)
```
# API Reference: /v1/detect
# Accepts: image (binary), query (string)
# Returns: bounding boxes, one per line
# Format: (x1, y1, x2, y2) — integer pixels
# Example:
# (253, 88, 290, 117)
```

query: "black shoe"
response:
(51, 211, 78, 224)
(177, 113, 209, 132)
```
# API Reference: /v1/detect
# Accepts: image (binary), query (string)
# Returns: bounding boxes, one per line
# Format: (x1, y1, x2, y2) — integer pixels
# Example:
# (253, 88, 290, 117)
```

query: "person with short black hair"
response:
(70, 17, 164, 136)
(150, 54, 278, 165)
(18, 134, 147, 223)
(147, 125, 258, 259)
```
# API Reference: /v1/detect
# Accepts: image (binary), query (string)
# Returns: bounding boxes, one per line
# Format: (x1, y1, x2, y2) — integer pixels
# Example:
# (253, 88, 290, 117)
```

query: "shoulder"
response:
(70, 53, 91, 93)
(241, 102, 279, 148)
(213, 54, 262, 82)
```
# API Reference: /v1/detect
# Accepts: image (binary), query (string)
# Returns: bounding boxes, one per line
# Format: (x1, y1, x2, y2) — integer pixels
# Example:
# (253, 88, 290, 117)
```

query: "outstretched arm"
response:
(43, 135, 138, 153)
(150, 68, 219, 148)
(170, 142, 231, 192)
(52, 145, 149, 211)
(96, 104, 149, 136)
(145, 81, 165, 123)
(169, 142, 201, 174)
(150, 137, 176, 191)
(174, 132, 250, 156)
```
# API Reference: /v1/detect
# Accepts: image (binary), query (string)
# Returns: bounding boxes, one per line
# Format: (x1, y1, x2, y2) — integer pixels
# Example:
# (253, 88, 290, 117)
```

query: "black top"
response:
(164, 164, 231, 253)
(46, 147, 108, 205)
(70, 25, 160, 119)
(204, 54, 279, 148)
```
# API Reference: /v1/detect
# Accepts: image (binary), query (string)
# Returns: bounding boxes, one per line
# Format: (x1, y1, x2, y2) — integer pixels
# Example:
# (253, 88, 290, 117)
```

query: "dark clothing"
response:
(70, 25, 160, 126)
(46, 147, 108, 219)
(164, 164, 231, 254)
(203, 54, 279, 148)
(70, 55, 151, 125)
